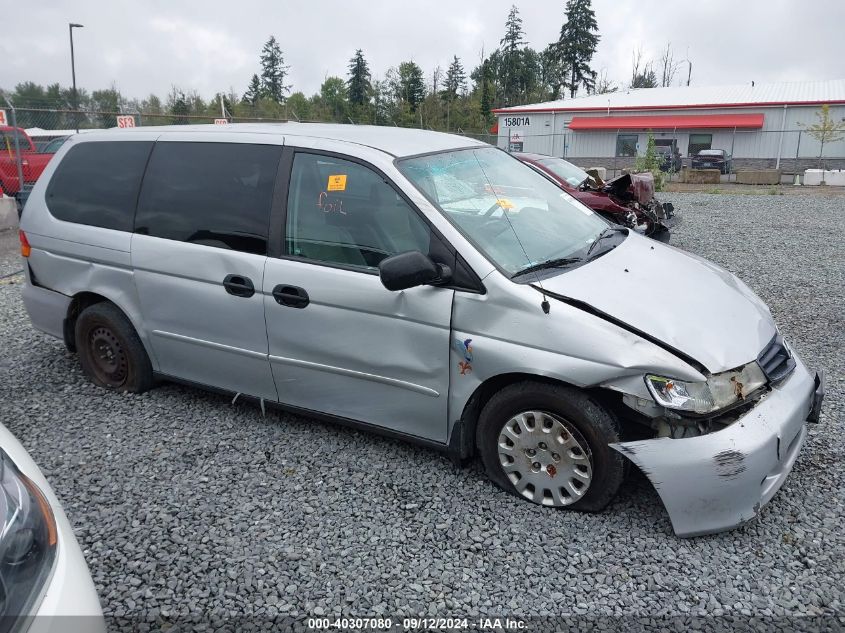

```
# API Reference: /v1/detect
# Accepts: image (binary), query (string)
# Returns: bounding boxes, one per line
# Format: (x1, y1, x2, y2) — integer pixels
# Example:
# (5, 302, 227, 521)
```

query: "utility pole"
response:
(69, 23, 84, 132)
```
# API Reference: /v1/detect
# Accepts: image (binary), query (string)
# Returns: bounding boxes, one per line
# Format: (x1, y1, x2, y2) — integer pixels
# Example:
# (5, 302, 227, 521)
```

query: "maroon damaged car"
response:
(516, 152, 677, 241)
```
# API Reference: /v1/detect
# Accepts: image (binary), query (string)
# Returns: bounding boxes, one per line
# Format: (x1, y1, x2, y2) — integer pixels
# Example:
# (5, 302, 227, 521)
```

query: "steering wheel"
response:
(483, 202, 505, 217)
(477, 218, 513, 241)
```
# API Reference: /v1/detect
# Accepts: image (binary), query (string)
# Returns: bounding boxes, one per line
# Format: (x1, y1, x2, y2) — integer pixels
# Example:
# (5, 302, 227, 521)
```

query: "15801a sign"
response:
(503, 116, 530, 127)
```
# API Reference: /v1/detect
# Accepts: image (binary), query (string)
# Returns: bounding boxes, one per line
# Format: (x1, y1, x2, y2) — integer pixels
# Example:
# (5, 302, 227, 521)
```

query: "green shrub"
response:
(633, 132, 665, 191)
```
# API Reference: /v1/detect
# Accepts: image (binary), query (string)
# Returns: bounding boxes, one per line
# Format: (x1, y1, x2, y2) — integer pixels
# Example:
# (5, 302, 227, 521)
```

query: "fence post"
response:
(2, 95, 25, 203)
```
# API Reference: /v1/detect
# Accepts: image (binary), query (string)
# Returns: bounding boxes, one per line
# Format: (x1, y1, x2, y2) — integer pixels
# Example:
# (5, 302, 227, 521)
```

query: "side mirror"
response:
(378, 251, 451, 291)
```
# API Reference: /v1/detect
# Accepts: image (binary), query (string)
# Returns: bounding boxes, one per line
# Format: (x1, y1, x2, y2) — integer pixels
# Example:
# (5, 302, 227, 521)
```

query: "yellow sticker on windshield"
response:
(327, 174, 347, 191)
(497, 198, 515, 209)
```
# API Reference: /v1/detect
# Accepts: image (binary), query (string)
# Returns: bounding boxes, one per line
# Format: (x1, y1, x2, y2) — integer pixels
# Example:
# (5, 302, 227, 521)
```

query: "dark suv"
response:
(656, 146, 682, 172)
(691, 149, 732, 174)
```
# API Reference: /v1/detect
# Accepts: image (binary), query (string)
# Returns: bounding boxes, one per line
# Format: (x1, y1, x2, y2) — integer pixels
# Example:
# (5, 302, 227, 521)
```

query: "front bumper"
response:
(611, 355, 823, 538)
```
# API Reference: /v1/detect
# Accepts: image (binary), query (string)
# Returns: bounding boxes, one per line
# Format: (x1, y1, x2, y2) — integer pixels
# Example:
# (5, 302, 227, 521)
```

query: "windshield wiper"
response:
(585, 227, 626, 260)
(512, 256, 583, 278)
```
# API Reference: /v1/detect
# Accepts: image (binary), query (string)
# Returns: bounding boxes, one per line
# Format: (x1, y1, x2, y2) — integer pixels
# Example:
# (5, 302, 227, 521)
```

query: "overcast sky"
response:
(4, 0, 844, 102)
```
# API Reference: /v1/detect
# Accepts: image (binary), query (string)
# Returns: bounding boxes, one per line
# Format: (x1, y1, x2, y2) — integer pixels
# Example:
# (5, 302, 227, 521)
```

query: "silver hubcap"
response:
(498, 410, 593, 506)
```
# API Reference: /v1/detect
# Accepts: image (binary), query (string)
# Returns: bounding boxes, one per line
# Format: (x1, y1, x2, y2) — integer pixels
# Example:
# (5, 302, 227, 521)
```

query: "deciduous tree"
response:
(800, 103, 845, 170)
(398, 61, 426, 112)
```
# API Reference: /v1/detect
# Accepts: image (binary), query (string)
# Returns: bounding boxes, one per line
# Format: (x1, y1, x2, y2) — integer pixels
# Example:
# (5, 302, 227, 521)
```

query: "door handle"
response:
(223, 274, 255, 298)
(272, 284, 309, 308)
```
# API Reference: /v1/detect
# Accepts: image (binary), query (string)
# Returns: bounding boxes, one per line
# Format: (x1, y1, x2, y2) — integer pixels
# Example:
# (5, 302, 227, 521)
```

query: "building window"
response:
(615, 134, 638, 157)
(688, 134, 713, 156)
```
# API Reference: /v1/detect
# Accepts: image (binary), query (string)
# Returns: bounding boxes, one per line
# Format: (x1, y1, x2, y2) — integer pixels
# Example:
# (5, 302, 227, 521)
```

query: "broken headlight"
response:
(0, 449, 58, 628)
(645, 362, 767, 415)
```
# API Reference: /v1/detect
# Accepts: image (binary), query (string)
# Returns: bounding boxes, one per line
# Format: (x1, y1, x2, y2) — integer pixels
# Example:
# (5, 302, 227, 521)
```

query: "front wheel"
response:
(477, 382, 626, 512)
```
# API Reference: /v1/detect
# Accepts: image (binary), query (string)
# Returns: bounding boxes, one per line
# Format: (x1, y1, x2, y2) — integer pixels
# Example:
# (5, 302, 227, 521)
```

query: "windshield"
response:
(41, 137, 68, 154)
(535, 157, 589, 187)
(0, 130, 33, 152)
(399, 147, 609, 276)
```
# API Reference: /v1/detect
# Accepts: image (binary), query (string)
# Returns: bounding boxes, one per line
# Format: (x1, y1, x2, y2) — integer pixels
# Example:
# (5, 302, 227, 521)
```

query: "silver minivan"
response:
(19, 124, 824, 537)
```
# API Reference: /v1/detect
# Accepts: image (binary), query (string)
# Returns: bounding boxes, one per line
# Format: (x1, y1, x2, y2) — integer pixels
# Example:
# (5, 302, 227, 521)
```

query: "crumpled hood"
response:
(600, 172, 655, 205)
(539, 235, 776, 373)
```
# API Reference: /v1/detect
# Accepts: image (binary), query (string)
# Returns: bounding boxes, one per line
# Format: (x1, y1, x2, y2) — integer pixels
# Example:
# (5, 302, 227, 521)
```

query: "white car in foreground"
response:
(0, 423, 104, 633)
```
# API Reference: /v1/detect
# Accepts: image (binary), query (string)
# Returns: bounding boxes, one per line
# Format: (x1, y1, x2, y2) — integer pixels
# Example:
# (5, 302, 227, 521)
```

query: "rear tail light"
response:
(19, 230, 31, 258)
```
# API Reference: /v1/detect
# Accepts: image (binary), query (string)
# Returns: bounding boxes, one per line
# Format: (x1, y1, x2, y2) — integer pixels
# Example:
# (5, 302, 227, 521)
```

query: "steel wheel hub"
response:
(89, 327, 127, 385)
(497, 410, 593, 506)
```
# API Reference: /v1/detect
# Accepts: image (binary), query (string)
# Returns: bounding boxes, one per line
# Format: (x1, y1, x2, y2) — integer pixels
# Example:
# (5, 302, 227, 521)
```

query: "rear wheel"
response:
(75, 302, 154, 393)
(477, 382, 626, 512)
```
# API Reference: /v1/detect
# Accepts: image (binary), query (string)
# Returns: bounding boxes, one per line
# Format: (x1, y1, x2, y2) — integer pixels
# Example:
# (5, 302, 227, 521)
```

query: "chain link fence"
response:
(494, 127, 845, 183)
(4, 94, 845, 213)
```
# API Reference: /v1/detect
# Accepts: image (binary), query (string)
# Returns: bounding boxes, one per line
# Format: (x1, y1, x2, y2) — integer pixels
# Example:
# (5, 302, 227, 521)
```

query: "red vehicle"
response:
(0, 127, 55, 199)
(515, 152, 677, 241)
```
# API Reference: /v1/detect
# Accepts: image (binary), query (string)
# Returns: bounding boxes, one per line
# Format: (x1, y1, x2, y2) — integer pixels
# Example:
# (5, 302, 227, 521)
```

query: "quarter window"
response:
(135, 142, 282, 255)
(615, 134, 638, 157)
(689, 134, 713, 155)
(285, 153, 431, 270)
(46, 141, 153, 232)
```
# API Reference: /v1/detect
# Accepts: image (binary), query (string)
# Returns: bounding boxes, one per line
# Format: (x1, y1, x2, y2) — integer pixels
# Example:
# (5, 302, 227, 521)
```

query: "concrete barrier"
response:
(735, 169, 781, 185)
(681, 168, 720, 184)
(0, 197, 18, 231)
(805, 169, 845, 186)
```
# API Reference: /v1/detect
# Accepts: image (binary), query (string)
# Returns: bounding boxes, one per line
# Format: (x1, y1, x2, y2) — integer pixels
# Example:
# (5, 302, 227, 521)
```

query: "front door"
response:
(263, 150, 453, 442)
(131, 138, 283, 401)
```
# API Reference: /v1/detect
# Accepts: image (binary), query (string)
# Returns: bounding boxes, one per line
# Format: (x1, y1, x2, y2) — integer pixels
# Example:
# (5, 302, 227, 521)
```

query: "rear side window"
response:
(46, 141, 153, 231)
(135, 142, 282, 255)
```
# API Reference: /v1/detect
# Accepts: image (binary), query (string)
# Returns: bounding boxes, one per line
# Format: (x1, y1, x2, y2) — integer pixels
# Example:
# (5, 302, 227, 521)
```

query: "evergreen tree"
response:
(630, 67, 658, 89)
(398, 61, 426, 112)
(540, 44, 568, 100)
(554, 0, 600, 98)
(499, 5, 526, 106)
(168, 87, 190, 124)
(629, 48, 657, 88)
(259, 36, 291, 103)
(347, 49, 371, 107)
(443, 56, 467, 101)
(479, 59, 493, 121)
(243, 74, 261, 106)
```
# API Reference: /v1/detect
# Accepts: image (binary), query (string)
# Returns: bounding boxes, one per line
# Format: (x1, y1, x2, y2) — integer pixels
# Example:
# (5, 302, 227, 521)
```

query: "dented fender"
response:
(611, 355, 818, 537)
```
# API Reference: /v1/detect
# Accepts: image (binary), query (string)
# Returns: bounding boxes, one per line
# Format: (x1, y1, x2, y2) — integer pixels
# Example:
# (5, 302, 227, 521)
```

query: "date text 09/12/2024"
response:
(307, 617, 526, 630)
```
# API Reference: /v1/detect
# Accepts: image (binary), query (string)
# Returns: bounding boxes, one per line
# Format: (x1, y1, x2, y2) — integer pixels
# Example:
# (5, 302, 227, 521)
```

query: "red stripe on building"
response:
(567, 113, 765, 130)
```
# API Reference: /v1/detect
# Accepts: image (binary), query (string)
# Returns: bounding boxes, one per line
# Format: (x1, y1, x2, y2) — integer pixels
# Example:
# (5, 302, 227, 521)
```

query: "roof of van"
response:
(106, 123, 487, 158)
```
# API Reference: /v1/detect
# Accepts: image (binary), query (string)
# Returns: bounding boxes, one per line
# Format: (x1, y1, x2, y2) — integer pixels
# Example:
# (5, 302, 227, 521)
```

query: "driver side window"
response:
(285, 153, 431, 270)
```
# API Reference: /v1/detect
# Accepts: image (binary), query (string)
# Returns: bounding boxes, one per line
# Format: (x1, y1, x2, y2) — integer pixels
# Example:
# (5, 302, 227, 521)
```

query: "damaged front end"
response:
(610, 342, 825, 538)
(586, 170, 677, 241)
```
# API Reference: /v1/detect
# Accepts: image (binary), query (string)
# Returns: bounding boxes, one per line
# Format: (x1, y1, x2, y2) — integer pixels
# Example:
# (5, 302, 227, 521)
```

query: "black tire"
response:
(476, 381, 626, 512)
(75, 302, 154, 393)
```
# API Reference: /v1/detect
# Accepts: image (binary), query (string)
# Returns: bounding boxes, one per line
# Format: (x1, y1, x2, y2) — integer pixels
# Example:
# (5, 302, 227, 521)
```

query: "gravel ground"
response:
(1, 193, 843, 630)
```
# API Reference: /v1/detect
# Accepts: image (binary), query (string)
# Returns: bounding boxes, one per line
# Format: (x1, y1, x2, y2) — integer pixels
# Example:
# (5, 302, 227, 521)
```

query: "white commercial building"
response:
(493, 79, 845, 172)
